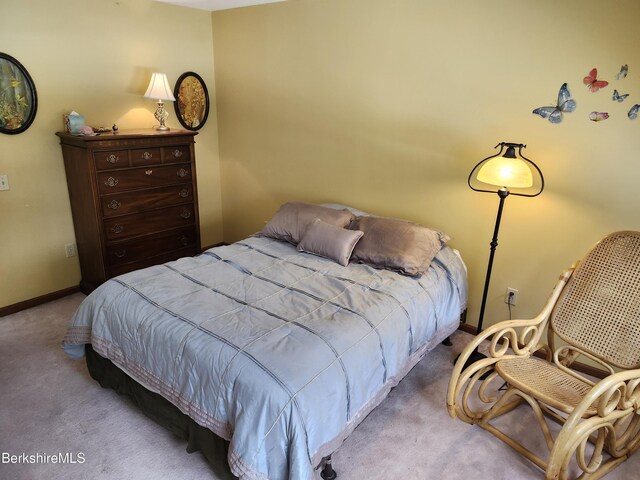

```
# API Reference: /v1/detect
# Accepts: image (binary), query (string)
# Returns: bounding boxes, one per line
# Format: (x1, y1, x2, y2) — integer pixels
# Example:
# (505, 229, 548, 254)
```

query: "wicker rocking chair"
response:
(447, 231, 640, 479)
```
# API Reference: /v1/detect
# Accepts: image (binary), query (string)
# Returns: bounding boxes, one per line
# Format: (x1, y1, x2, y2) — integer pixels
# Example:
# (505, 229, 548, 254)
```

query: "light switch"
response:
(0, 175, 8, 191)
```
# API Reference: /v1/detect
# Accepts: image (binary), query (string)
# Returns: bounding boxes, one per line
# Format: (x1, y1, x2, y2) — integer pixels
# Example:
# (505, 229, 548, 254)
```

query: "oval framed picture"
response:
(0, 52, 38, 135)
(173, 71, 210, 131)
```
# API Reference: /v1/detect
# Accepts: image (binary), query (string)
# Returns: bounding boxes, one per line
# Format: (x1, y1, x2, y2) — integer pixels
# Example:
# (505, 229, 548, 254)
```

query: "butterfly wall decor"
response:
(532, 83, 577, 124)
(612, 89, 629, 102)
(583, 68, 609, 92)
(615, 64, 628, 80)
(589, 112, 609, 122)
(531, 64, 637, 123)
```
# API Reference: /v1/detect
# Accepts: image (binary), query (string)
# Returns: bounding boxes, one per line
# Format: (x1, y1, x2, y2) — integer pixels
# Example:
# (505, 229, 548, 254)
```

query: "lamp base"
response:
(455, 349, 486, 368)
(154, 100, 170, 132)
(454, 348, 492, 380)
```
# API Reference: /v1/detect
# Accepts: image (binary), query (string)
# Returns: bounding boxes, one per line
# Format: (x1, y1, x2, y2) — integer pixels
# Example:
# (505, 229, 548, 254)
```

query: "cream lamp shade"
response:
(476, 155, 534, 188)
(468, 142, 543, 197)
(144, 73, 175, 131)
(144, 73, 176, 101)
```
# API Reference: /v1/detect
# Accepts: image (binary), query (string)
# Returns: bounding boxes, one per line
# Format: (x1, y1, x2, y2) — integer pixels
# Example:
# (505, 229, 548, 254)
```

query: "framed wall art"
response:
(0, 52, 38, 134)
(173, 71, 209, 131)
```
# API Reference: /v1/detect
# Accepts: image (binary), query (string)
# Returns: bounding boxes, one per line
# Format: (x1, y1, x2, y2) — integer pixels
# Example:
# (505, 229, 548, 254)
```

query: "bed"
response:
(63, 205, 467, 480)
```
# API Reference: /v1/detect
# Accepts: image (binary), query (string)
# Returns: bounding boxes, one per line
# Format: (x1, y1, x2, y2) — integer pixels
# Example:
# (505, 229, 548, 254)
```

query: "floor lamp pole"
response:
(458, 187, 509, 367)
(476, 187, 509, 335)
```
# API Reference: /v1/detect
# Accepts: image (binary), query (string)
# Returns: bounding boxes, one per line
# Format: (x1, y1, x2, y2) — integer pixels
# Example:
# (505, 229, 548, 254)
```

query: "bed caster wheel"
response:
(320, 457, 337, 480)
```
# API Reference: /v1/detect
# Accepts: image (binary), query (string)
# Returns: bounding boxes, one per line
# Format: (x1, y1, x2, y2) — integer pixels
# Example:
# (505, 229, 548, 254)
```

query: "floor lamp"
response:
(461, 142, 544, 367)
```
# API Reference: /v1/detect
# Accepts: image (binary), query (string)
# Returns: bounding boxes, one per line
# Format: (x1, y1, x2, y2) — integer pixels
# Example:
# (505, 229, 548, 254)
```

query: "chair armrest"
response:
(454, 268, 574, 373)
(568, 369, 640, 422)
(547, 369, 640, 478)
(448, 268, 574, 420)
(461, 317, 545, 358)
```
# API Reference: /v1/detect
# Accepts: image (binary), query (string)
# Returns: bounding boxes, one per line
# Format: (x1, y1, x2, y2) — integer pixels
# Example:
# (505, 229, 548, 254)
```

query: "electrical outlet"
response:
(0, 175, 8, 191)
(65, 243, 77, 258)
(505, 287, 518, 306)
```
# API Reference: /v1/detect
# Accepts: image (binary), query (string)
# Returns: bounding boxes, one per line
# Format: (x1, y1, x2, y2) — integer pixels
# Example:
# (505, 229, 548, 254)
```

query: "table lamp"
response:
(144, 72, 175, 131)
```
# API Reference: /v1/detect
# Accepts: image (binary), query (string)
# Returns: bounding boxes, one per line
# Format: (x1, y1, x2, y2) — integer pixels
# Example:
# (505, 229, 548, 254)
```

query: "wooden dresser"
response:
(57, 129, 201, 294)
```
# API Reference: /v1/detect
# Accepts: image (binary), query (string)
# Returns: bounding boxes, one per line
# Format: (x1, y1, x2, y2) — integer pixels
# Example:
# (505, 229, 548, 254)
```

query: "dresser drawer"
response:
(104, 204, 196, 241)
(131, 147, 162, 166)
(106, 226, 198, 266)
(107, 245, 198, 278)
(98, 164, 192, 194)
(101, 184, 194, 217)
(95, 150, 129, 170)
(164, 145, 191, 163)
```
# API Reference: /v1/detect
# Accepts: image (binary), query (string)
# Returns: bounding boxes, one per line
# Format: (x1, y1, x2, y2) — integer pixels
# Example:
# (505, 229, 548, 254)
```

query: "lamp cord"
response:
(498, 292, 516, 391)
(508, 292, 514, 320)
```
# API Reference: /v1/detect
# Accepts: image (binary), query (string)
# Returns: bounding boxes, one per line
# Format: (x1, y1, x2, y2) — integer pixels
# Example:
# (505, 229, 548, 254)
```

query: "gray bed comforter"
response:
(63, 236, 467, 480)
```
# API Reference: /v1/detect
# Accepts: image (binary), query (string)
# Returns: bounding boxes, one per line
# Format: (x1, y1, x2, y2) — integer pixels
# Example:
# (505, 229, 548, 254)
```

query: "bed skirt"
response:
(85, 344, 235, 479)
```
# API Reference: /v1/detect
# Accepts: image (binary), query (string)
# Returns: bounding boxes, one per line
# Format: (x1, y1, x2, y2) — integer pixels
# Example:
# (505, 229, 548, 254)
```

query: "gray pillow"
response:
(350, 216, 449, 276)
(261, 202, 355, 245)
(320, 203, 371, 217)
(297, 218, 364, 266)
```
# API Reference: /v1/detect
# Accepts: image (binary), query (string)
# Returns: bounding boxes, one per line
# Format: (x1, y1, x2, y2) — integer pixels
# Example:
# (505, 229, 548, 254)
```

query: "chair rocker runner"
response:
(447, 231, 640, 479)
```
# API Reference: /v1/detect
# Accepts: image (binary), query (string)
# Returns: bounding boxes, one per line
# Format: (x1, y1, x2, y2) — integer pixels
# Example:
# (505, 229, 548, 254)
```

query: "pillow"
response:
(261, 202, 355, 245)
(297, 218, 364, 266)
(320, 203, 371, 217)
(349, 216, 449, 276)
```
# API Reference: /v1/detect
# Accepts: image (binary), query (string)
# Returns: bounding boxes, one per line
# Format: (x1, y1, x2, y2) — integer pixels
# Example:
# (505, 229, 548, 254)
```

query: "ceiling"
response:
(154, 0, 287, 11)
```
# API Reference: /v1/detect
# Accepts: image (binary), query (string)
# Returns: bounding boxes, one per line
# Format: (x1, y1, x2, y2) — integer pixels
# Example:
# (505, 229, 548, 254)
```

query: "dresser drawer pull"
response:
(143, 151, 153, 160)
(104, 177, 119, 187)
(113, 249, 127, 258)
(172, 149, 183, 158)
(106, 154, 120, 164)
(176, 168, 189, 178)
(111, 224, 124, 234)
(179, 235, 190, 246)
(178, 188, 190, 198)
(107, 200, 121, 210)
(145, 169, 153, 176)
(180, 209, 192, 219)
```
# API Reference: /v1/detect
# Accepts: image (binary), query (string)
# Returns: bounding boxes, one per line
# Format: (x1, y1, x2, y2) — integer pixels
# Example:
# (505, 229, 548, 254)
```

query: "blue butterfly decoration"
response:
(616, 64, 628, 80)
(629, 104, 640, 120)
(533, 83, 577, 123)
(613, 89, 629, 102)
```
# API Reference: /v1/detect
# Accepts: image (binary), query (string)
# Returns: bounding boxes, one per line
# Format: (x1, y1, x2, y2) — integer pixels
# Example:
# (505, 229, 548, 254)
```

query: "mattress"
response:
(63, 236, 467, 479)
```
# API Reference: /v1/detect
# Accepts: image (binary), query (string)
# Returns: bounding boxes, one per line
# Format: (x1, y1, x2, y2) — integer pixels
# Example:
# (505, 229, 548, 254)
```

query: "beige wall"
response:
(0, 0, 223, 308)
(3, 0, 640, 329)
(212, 0, 640, 330)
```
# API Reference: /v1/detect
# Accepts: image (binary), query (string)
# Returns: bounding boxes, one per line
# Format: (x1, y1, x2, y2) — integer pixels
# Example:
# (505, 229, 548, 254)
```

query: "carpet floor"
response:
(1, 293, 638, 479)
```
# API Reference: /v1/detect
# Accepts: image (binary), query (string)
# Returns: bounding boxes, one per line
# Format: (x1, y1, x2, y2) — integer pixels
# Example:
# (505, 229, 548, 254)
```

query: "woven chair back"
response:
(550, 231, 640, 370)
